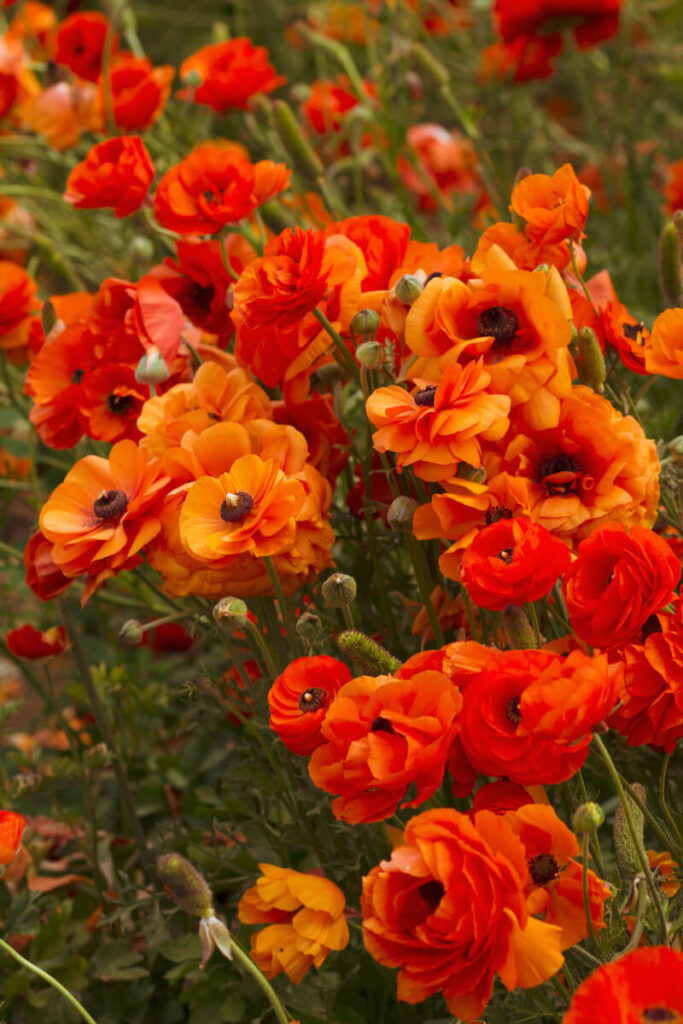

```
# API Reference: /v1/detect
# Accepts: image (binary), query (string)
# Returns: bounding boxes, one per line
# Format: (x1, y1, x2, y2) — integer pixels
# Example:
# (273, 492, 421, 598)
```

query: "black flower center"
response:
(72, 368, 85, 385)
(424, 271, 443, 285)
(414, 385, 438, 407)
(370, 716, 396, 734)
(93, 489, 128, 521)
(539, 454, 581, 496)
(219, 491, 254, 523)
(641, 1010, 681, 1023)
(497, 546, 514, 564)
(418, 879, 445, 912)
(642, 614, 663, 641)
(107, 393, 134, 415)
(506, 697, 521, 726)
(190, 281, 216, 310)
(478, 306, 519, 346)
(528, 853, 560, 886)
(298, 688, 327, 712)
(485, 505, 513, 525)
(623, 321, 646, 345)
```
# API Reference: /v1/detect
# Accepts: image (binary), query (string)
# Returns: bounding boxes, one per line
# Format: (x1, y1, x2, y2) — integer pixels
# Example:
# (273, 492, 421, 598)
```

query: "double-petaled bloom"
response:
(562, 946, 683, 1024)
(268, 656, 352, 755)
(178, 37, 284, 111)
(64, 135, 155, 217)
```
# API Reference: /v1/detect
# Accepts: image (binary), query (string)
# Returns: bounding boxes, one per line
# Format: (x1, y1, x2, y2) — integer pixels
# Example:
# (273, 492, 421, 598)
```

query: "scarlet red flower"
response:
(268, 656, 352, 755)
(562, 946, 683, 1024)
(100, 55, 174, 131)
(510, 164, 590, 246)
(0, 810, 26, 865)
(0, 261, 38, 357)
(24, 529, 72, 600)
(471, 780, 534, 815)
(179, 37, 284, 111)
(54, 12, 115, 82)
(327, 215, 411, 291)
(563, 523, 680, 649)
(64, 136, 155, 218)
(6, 624, 67, 659)
(81, 364, 146, 442)
(25, 322, 96, 448)
(461, 516, 570, 610)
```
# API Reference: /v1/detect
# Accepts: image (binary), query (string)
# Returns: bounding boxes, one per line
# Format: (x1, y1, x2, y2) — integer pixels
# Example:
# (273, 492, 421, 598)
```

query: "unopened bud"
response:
(119, 619, 143, 645)
(213, 597, 248, 628)
(502, 605, 536, 649)
(321, 573, 357, 607)
(673, 210, 683, 243)
(314, 362, 346, 388)
(351, 308, 380, 338)
(356, 341, 383, 369)
(41, 300, 57, 337)
(136, 348, 170, 386)
(337, 630, 400, 674)
(613, 783, 646, 883)
(296, 611, 322, 642)
(410, 42, 449, 89)
(577, 326, 606, 391)
(457, 463, 487, 483)
(394, 274, 423, 305)
(129, 235, 155, 263)
(182, 68, 203, 89)
(572, 801, 605, 835)
(211, 20, 229, 42)
(272, 100, 322, 181)
(658, 221, 682, 307)
(289, 83, 311, 105)
(387, 496, 418, 532)
(668, 435, 683, 461)
(250, 94, 274, 131)
(157, 853, 213, 918)
(199, 914, 232, 969)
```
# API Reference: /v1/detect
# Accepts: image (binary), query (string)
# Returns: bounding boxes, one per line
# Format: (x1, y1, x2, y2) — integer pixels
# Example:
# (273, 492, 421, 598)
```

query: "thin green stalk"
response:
(618, 775, 680, 856)
(263, 557, 301, 659)
(244, 619, 279, 679)
(613, 881, 648, 959)
(313, 308, 360, 381)
(0, 538, 22, 561)
(527, 602, 543, 646)
(219, 230, 240, 282)
(581, 834, 601, 953)
(230, 937, 290, 1024)
(101, 3, 121, 134)
(659, 752, 683, 846)
(0, 938, 98, 1024)
(407, 536, 444, 647)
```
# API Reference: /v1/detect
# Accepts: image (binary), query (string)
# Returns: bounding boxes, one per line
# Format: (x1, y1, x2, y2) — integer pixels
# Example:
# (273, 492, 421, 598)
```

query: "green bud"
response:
(211, 21, 229, 42)
(613, 783, 646, 883)
(668, 435, 683, 460)
(394, 274, 423, 305)
(129, 235, 155, 263)
(410, 42, 449, 89)
(157, 853, 213, 918)
(272, 100, 322, 181)
(577, 326, 606, 391)
(673, 209, 683, 243)
(356, 341, 383, 369)
(250, 94, 274, 131)
(289, 83, 311, 105)
(313, 362, 346, 388)
(572, 801, 605, 835)
(41, 300, 57, 337)
(136, 348, 170, 386)
(213, 597, 248, 628)
(457, 463, 487, 483)
(387, 496, 418, 532)
(658, 221, 682, 307)
(502, 605, 536, 650)
(351, 308, 380, 338)
(336, 630, 400, 675)
(119, 619, 144, 645)
(296, 611, 322, 642)
(321, 573, 357, 607)
(182, 68, 203, 90)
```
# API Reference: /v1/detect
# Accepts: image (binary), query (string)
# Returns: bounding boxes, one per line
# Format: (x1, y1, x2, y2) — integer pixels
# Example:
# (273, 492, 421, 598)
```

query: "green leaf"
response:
(158, 934, 202, 964)
(91, 941, 149, 982)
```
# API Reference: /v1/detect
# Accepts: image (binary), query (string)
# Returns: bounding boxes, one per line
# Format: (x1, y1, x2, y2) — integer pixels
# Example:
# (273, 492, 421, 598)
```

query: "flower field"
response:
(0, 0, 682, 1021)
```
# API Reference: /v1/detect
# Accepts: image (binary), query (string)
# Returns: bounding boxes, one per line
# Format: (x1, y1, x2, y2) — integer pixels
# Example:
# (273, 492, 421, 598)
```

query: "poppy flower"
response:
(473, 221, 574, 271)
(0, 810, 27, 865)
(367, 359, 510, 481)
(308, 670, 462, 823)
(481, 32, 563, 83)
(327, 215, 412, 291)
(562, 946, 683, 1024)
(645, 307, 683, 379)
(461, 516, 570, 610)
(361, 808, 564, 1020)
(38, 440, 168, 597)
(81, 364, 147, 442)
(153, 144, 290, 235)
(608, 598, 683, 752)
(238, 864, 349, 983)
(98, 54, 173, 131)
(64, 135, 155, 218)
(24, 530, 72, 600)
(268, 656, 352, 755)
(6, 624, 68, 659)
(471, 780, 534, 815)
(398, 123, 483, 213)
(563, 523, 680, 649)
(303, 76, 366, 136)
(520, 649, 621, 742)
(54, 11, 115, 82)
(25, 322, 96, 448)
(7, 1, 56, 53)
(179, 37, 284, 111)
(20, 77, 99, 150)
(570, 270, 651, 375)
(510, 164, 591, 247)
(0, 260, 38, 357)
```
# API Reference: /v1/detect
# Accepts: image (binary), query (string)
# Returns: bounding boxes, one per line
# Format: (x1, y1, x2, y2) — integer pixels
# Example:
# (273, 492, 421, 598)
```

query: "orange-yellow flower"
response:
(510, 163, 590, 246)
(645, 307, 683, 379)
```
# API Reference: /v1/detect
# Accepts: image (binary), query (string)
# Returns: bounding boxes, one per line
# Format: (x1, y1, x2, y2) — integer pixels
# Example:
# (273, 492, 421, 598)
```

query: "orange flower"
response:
(268, 656, 351, 755)
(81, 364, 147, 443)
(473, 221, 574, 272)
(562, 946, 683, 1024)
(25, 322, 96, 448)
(6, 624, 67, 659)
(0, 261, 38, 358)
(563, 524, 680, 649)
(648, 849, 680, 899)
(520, 649, 621, 742)
(308, 670, 462, 823)
(39, 440, 168, 597)
(153, 144, 290, 235)
(238, 864, 349, 983)
(64, 135, 154, 218)
(303, 76, 367, 136)
(366, 360, 510, 481)
(361, 808, 564, 1020)
(461, 515, 570, 610)
(272, 392, 350, 485)
(398, 123, 483, 213)
(645, 307, 683, 379)
(0, 810, 26, 865)
(510, 164, 590, 246)
(661, 157, 683, 215)
(7, 1, 56, 53)
(20, 79, 97, 150)
(97, 55, 173, 131)
(54, 11, 115, 82)
(0, 36, 41, 120)
(570, 269, 650, 375)
(179, 37, 284, 111)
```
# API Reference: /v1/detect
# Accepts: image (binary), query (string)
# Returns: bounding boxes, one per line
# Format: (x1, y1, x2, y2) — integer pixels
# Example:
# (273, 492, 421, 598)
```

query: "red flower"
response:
(0, 810, 26, 865)
(562, 946, 683, 1024)
(81, 364, 147, 442)
(25, 323, 95, 448)
(64, 136, 155, 218)
(101, 55, 174, 131)
(24, 530, 72, 601)
(54, 12, 115, 82)
(563, 523, 680, 649)
(268, 656, 352, 755)
(6, 624, 68, 659)
(461, 516, 570, 611)
(179, 37, 284, 111)
(471, 781, 534, 815)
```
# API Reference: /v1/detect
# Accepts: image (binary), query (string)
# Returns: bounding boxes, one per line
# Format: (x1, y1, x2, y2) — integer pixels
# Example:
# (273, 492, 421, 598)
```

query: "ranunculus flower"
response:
(645, 306, 683, 379)
(54, 11, 115, 82)
(268, 656, 351, 755)
(0, 810, 27, 865)
(6, 624, 67, 659)
(64, 135, 155, 217)
(510, 163, 591, 245)
(178, 37, 284, 111)
(100, 55, 174, 131)
(562, 946, 683, 1024)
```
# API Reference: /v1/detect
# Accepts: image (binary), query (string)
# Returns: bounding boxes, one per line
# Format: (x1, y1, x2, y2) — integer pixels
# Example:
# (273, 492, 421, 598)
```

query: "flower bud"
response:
(136, 348, 170, 386)
(296, 611, 322, 642)
(119, 619, 144, 645)
(41, 300, 57, 337)
(410, 42, 449, 89)
(337, 630, 400, 674)
(157, 853, 213, 918)
(613, 783, 646, 883)
(272, 99, 322, 181)
(351, 308, 380, 338)
(182, 68, 203, 89)
(502, 605, 536, 650)
(668, 435, 683, 462)
(394, 274, 423, 305)
(213, 596, 248, 628)
(387, 496, 418, 532)
(321, 573, 357, 607)
(289, 83, 311, 105)
(658, 221, 682, 308)
(356, 341, 383, 369)
(673, 209, 683, 243)
(457, 463, 487, 483)
(577, 326, 606, 391)
(199, 914, 233, 969)
(572, 801, 605, 835)
(129, 235, 155, 263)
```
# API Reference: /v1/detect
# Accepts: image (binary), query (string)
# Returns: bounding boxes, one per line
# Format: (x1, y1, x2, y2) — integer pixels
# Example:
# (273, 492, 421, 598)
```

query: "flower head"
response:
(510, 163, 590, 245)
(268, 656, 352, 755)
(6, 625, 67, 659)
(64, 135, 155, 218)
(179, 37, 284, 111)
(562, 946, 683, 1024)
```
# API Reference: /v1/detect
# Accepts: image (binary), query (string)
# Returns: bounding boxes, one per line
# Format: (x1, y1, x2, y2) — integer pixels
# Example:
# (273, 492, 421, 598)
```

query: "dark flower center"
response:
(189, 281, 216, 311)
(93, 489, 128, 521)
(219, 491, 254, 523)
(478, 306, 519, 346)
(414, 385, 438, 407)
(418, 879, 445, 912)
(497, 546, 514, 564)
(539, 454, 581, 496)
(298, 688, 327, 712)
(424, 271, 443, 285)
(485, 505, 513, 526)
(528, 853, 560, 885)
(370, 716, 396, 734)
(641, 1010, 680, 1023)
(72, 368, 85, 385)
(506, 697, 521, 726)
(622, 321, 646, 345)
(642, 614, 663, 641)
(107, 392, 134, 415)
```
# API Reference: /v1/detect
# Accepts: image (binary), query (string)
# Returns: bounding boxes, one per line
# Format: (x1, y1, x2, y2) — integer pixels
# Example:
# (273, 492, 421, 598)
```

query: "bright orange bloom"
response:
(7, 1, 55, 53)
(570, 269, 650, 375)
(6, 624, 67, 659)
(54, 11, 115, 82)
(510, 164, 590, 246)
(0, 261, 38, 358)
(563, 523, 680, 649)
(81, 364, 147, 443)
(562, 946, 683, 1024)
(24, 530, 72, 601)
(39, 440, 168, 598)
(0, 36, 41, 120)
(648, 849, 680, 899)
(461, 516, 570, 610)
(64, 136, 154, 218)
(0, 810, 26, 865)
(473, 221, 575, 272)
(308, 670, 462, 823)
(97, 55, 173, 131)
(520, 649, 621, 742)
(272, 392, 350, 485)
(366, 360, 510, 481)
(19, 78, 98, 150)
(645, 307, 683, 379)
(238, 864, 349, 983)
(362, 808, 564, 1020)
(179, 37, 284, 111)
(153, 144, 290, 235)
(268, 656, 351, 755)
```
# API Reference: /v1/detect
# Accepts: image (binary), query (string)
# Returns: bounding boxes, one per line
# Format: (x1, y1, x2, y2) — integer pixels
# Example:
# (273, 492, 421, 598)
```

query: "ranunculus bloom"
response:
(153, 144, 290, 235)
(563, 523, 680, 649)
(99, 55, 174, 131)
(510, 164, 591, 246)
(6, 624, 67, 659)
(645, 306, 683, 379)
(662, 156, 683, 215)
(562, 946, 683, 1024)
(0, 260, 37, 357)
(362, 808, 564, 1020)
(569, 270, 651, 375)
(308, 670, 462, 823)
(398, 123, 483, 213)
(64, 135, 155, 218)
(24, 530, 72, 600)
(54, 11, 115, 82)
(0, 810, 27, 865)
(268, 656, 351, 755)
(461, 515, 570, 610)
(81, 364, 147, 442)
(25, 322, 95, 448)
(608, 598, 683, 752)
(238, 864, 349, 983)
(303, 76, 365, 136)
(471, 780, 534, 815)
(179, 37, 284, 111)
(366, 359, 510, 481)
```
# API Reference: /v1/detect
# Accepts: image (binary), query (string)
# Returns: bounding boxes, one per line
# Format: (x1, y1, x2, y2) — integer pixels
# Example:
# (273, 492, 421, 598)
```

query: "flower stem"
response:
(659, 752, 683, 846)
(230, 937, 290, 1024)
(263, 557, 300, 660)
(244, 619, 279, 679)
(313, 308, 360, 381)
(0, 938, 98, 1024)
(407, 536, 444, 647)
(581, 833, 601, 953)
(526, 602, 543, 646)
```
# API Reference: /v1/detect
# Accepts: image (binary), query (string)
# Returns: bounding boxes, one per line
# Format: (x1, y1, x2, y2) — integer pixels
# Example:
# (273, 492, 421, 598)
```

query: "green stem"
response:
(230, 937, 290, 1024)
(618, 775, 680, 856)
(313, 308, 360, 381)
(0, 538, 23, 561)
(659, 752, 683, 846)
(244, 619, 279, 679)
(263, 557, 300, 659)
(219, 230, 240, 282)
(407, 536, 444, 647)
(581, 833, 601, 953)
(527, 602, 543, 646)
(0, 938, 98, 1024)
(614, 880, 648, 959)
